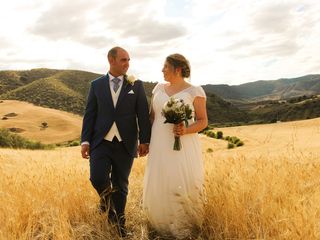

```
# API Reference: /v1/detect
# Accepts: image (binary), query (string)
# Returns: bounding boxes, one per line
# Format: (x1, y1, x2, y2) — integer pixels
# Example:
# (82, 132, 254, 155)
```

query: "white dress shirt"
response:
(104, 73, 123, 141)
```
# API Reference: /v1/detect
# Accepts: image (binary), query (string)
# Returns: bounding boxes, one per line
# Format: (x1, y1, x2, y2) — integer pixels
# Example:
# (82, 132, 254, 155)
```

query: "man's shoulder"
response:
(128, 79, 142, 89)
(92, 75, 107, 84)
(134, 79, 143, 85)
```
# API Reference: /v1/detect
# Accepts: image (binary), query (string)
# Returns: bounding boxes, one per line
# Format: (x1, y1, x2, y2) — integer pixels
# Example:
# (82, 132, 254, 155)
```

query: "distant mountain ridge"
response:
(203, 74, 320, 101)
(1, 69, 319, 125)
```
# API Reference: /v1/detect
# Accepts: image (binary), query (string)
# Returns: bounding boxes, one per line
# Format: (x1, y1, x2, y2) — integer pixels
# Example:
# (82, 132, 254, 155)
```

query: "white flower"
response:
(126, 74, 136, 85)
(161, 97, 193, 151)
(174, 99, 184, 108)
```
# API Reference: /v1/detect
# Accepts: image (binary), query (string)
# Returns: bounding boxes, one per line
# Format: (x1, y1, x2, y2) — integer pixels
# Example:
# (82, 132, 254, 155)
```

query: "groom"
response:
(81, 46, 151, 237)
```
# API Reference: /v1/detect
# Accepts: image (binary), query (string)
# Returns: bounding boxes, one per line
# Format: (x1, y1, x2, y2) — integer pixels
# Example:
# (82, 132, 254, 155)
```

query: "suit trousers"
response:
(89, 138, 134, 224)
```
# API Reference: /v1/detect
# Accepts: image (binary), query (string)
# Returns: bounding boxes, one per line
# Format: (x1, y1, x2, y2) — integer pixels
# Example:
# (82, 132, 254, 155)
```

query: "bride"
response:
(143, 53, 208, 238)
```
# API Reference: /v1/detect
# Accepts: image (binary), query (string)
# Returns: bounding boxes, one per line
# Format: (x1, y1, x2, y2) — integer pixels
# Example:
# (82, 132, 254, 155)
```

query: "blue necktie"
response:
(112, 78, 120, 92)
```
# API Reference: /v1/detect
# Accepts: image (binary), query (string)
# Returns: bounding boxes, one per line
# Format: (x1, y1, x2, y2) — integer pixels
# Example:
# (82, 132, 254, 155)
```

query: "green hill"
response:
(0, 69, 61, 94)
(206, 93, 250, 124)
(2, 77, 86, 115)
(249, 95, 320, 123)
(9, 69, 317, 125)
(0, 69, 98, 115)
(0, 68, 249, 124)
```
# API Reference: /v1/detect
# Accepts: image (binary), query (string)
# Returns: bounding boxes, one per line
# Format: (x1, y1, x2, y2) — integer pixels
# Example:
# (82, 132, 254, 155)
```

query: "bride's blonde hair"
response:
(166, 53, 191, 79)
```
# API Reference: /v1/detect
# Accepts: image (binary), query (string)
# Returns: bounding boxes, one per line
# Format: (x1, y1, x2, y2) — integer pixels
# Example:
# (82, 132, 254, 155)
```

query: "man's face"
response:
(109, 49, 130, 76)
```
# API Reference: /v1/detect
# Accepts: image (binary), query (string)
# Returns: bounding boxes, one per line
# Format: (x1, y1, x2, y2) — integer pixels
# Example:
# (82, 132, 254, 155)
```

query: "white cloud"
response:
(122, 19, 187, 43)
(0, 0, 320, 86)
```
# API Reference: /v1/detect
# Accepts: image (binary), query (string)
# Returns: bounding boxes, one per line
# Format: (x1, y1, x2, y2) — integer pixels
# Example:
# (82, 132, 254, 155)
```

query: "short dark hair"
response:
(107, 46, 124, 59)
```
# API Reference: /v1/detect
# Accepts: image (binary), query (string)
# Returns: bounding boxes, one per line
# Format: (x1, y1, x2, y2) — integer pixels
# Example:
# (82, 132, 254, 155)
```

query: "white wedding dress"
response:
(143, 83, 206, 239)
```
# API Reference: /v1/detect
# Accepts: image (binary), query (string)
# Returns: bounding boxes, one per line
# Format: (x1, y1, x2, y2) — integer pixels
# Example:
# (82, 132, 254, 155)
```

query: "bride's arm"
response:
(173, 96, 208, 136)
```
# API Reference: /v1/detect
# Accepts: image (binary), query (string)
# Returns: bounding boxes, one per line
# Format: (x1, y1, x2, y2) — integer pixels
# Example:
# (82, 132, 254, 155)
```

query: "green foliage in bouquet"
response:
(162, 97, 193, 150)
(162, 98, 192, 125)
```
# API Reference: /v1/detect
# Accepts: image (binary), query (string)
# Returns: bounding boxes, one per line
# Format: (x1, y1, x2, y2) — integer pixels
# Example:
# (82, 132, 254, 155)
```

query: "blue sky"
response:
(0, 0, 319, 86)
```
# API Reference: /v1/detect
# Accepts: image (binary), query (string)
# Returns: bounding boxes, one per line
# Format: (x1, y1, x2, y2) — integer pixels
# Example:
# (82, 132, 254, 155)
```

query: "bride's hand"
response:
(173, 122, 187, 136)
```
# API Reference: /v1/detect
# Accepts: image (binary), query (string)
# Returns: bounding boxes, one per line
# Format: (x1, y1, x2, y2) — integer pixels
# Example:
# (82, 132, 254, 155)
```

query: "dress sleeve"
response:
(191, 86, 206, 100)
(152, 83, 162, 95)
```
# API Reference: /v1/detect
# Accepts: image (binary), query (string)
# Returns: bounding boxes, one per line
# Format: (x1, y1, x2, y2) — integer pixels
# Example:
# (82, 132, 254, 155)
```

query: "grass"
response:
(1, 118, 320, 239)
(202, 153, 320, 239)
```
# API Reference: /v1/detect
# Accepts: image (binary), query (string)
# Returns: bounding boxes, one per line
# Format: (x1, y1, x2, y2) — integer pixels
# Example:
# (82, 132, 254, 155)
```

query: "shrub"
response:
(224, 135, 244, 148)
(236, 141, 244, 147)
(4, 112, 18, 117)
(227, 142, 235, 149)
(231, 136, 240, 144)
(0, 128, 54, 150)
(207, 125, 214, 130)
(8, 127, 24, 133)
(207, 131, 216, 138)
(207, 132, 243, 149)
(200, 126, 210, 134)
(201, 130, 208, 135)
(69, 140, 80, 147)
(217, 131, 223, 139)
(206, 148, 213, 153)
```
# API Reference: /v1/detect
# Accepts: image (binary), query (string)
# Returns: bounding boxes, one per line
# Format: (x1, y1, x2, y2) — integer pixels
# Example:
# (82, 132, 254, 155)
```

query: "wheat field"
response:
(1, 118, 320, 239)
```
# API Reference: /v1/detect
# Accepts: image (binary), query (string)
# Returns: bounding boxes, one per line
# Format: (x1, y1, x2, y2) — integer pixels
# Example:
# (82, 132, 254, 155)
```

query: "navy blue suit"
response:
(81, 74, 151, 226)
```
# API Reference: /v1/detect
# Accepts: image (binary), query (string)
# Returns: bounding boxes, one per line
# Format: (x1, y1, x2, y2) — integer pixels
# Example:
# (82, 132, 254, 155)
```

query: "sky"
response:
(0, 0, 319, 86)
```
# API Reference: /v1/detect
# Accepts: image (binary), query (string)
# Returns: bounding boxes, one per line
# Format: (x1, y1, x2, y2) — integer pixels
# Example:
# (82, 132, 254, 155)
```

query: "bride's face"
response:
(162, 61, 175, 82)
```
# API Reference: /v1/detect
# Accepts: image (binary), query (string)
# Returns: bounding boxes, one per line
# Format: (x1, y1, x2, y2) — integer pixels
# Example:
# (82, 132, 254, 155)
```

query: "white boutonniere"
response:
(126, 74, 136, 86)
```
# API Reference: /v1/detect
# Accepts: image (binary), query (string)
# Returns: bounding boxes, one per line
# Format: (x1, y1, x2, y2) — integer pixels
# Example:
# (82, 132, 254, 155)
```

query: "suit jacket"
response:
(81, 74, 151, 157)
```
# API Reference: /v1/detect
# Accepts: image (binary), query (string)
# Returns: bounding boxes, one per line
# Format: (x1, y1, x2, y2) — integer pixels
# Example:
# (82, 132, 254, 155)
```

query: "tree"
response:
(41, 122, 48, 129)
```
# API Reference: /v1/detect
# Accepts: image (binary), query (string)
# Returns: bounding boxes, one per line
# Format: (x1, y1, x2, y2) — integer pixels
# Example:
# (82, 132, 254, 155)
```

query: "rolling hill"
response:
(1, 68, 319, 125)
(203, 74, 320, 123)
(0, 100, 82, 144)
(0, 68, 248, 124)
(0, 69, 100, 115)
(247, 95, 320, 122)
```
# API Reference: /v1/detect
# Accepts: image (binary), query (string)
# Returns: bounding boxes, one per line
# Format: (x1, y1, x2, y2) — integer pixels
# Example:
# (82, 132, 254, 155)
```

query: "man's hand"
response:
(81, 144, 90, 159)
(138, 143, 149, 157)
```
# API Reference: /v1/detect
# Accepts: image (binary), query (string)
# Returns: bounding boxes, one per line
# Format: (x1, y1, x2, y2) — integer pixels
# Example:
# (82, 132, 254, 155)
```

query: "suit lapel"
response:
(103, 74, 114, 109)
(116, 78, 129, 109)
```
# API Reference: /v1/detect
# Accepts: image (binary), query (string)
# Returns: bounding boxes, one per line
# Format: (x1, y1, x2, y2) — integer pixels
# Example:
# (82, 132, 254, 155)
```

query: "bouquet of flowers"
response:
(161, 97, 193, 150)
